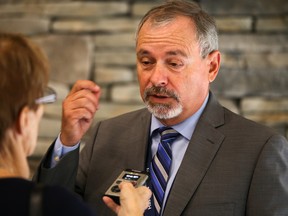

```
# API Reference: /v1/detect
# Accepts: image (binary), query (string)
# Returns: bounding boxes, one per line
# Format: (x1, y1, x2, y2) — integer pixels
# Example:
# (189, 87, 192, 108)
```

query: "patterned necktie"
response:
(150, 127, 179, 215)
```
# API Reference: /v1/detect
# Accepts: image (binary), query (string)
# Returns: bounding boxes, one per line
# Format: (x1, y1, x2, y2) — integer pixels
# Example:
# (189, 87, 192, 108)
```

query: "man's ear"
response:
(207, 50, 221, 83)
(15, 106, 30, 135)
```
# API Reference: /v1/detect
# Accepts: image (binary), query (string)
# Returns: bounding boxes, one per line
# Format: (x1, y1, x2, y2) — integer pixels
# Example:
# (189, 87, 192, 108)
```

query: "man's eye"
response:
(140, 57, 154, 67)
(142, 60, 151, 65)
(170, 62, 178, 67)
(169, 61, 183, 67)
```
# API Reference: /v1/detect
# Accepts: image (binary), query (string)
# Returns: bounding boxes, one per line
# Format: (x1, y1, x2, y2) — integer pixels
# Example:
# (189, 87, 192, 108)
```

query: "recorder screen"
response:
(122, 173, 140, 181)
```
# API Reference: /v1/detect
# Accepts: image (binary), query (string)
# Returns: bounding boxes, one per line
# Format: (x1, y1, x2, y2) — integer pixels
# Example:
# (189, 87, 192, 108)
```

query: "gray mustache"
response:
(144, 86, 179, 101)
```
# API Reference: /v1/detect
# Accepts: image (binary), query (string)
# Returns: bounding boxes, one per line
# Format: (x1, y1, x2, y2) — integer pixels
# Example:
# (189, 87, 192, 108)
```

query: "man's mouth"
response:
(153, 94, 169, 98)
(144, 86, 179, 102)
(147, 94, 173, 103)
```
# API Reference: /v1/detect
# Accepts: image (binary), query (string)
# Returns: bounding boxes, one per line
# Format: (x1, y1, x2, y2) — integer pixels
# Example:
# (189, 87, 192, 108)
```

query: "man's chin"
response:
(145, 103, 182, 120)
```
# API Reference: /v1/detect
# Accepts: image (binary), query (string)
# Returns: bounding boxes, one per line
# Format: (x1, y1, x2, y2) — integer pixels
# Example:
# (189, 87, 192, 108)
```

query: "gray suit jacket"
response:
(35, 93, 288, 216)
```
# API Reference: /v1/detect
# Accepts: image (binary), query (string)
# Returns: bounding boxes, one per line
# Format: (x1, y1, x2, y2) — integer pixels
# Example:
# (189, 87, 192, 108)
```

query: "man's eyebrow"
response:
(166, 50, 187, 57)
(137, 49, 150, 57)
(137, 49, 187, 57)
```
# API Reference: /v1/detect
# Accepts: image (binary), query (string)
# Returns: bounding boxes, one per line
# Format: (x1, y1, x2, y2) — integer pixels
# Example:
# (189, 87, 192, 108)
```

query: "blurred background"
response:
(0, 0, 287, 174)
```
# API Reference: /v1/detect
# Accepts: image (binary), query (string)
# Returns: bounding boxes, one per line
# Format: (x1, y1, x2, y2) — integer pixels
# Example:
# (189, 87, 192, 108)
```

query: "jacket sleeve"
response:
(33, 141, 80, 193)
(246, 134, 288, 215)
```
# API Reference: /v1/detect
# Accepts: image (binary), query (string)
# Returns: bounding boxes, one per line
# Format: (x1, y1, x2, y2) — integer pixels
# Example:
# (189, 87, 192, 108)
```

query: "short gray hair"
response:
(136, 0, 218, 58)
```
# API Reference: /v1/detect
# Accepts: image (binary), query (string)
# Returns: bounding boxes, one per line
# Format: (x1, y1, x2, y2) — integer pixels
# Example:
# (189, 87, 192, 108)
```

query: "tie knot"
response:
(158, 127, 179, 144)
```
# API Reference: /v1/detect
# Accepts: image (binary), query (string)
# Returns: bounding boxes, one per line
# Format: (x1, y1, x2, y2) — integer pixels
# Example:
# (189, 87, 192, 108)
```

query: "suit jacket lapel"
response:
(132, 109, 152, 171)
(163, 93, 226, 216)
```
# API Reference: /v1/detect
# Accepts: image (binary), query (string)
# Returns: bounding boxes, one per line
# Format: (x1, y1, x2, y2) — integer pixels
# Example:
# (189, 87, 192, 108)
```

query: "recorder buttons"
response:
(111, 185, 121, 193)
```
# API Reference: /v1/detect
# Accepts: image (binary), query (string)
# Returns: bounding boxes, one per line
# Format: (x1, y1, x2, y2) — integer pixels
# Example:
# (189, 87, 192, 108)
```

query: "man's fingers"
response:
(136, 186, 152, 199)
(69, 80, 100, 95)
(136, 186, 152, 209)
(137, 186, 152, 200)
(60, 81, 101, 146)
(64, 96, 98, 117)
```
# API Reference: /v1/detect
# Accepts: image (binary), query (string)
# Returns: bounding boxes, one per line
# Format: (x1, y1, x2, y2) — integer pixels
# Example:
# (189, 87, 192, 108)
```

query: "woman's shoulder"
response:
(0, 178, 34, 215)
(0, 178, 96, 216)
(41, 184, 96, 216)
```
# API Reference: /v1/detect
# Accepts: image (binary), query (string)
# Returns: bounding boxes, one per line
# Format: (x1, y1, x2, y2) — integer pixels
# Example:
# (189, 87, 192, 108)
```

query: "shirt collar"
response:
(150, 94, 209, 140)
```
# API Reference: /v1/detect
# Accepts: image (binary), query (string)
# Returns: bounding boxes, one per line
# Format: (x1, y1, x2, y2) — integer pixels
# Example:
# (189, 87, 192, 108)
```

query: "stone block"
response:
(216, 17, 252, 32)
(38, 117, 61, 138)
(201, 0, 288, 15)
(94, 66, 134, 84)
(0, 4, 44, 15)
(240, 97, 288, 135)
(94, 102, 145, 121)
(111, 83, 142, 103)
(243, 113, 288, 126)
(0, 2, 129, 18)
(53, 18, 139, 33)
(32, 35, 92, 84)
(245, 53, 288, 69)
(219, 34, 288, 53)
(241, 97, 288, 113)
(94, 32, 136, 49)
(211, 69, 248, 97)
(0, 17, 49, 35)
(43, 2, 129, 18)
(94, 50, 136, 66)
(132, 2, 160, 17)
(211, 68, 288, 97)
(257, 16, 288, 32)
(220, 53, 245, 69)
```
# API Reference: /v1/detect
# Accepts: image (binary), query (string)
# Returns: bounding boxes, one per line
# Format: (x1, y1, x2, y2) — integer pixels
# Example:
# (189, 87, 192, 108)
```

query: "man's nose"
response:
(150, 63, 168, 87)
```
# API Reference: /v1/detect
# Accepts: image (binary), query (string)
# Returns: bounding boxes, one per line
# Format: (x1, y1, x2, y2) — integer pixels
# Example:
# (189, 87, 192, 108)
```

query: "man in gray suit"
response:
(35, 0, 288, 215)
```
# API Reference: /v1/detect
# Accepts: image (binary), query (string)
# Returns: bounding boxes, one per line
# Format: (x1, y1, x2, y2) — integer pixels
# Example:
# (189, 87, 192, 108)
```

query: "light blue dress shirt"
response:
(50, 135, 79, 167)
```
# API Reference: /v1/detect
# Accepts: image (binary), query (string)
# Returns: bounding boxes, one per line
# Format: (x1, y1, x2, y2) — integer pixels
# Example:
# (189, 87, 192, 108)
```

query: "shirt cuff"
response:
(50, 134, 80, 168)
